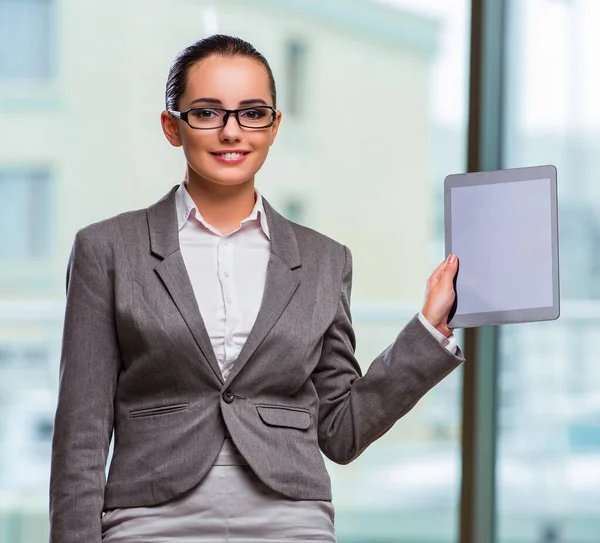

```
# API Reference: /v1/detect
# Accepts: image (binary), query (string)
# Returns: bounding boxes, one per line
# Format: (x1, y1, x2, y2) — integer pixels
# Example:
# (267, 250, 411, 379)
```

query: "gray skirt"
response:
(101, 438, 336, 542)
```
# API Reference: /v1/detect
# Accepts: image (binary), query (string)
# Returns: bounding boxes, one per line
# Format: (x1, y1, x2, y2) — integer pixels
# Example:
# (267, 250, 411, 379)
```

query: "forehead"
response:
(182, 55, 272, 106)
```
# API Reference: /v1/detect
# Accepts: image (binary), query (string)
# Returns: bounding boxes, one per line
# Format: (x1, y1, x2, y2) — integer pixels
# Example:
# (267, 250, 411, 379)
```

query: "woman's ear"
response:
(269, 110, 283, 146)
(161, 110, 183, 147)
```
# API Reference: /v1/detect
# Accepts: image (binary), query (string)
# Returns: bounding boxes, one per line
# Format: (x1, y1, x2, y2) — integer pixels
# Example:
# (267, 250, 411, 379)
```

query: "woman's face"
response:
(161, 55, 282, 188)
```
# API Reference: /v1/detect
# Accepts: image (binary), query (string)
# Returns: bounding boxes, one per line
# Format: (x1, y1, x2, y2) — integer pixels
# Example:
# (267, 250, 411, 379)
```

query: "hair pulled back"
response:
(165, 34, 277, 111)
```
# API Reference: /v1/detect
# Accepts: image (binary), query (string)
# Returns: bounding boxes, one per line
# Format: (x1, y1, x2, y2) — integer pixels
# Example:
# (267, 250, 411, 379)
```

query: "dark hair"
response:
(165, 34, 277, 111)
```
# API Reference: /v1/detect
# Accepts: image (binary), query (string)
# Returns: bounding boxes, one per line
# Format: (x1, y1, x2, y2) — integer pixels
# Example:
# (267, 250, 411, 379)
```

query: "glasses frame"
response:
(168, 105, 277, 130)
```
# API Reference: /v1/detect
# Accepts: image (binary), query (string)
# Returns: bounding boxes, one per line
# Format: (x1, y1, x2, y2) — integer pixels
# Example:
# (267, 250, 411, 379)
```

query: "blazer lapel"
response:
(224, 198, 301, 385)
(147, 186, 224, 384)
(146, 187, 302, 387)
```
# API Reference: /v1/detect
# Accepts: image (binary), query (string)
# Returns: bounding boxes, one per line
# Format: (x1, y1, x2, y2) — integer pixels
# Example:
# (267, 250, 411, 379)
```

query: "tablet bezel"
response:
(444, 165, 560, 328)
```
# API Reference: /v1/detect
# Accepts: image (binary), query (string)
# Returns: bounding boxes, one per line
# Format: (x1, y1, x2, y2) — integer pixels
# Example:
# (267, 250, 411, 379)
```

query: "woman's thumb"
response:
(442, 254, 458, 283)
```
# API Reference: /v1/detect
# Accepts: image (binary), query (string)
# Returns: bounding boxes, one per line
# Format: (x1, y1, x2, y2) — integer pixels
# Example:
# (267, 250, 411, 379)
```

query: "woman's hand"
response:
(421, 254, 459, 338)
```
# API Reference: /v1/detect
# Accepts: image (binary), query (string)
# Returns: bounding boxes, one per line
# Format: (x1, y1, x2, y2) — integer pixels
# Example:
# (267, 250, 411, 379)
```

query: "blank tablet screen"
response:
(445, 166, 559, 328)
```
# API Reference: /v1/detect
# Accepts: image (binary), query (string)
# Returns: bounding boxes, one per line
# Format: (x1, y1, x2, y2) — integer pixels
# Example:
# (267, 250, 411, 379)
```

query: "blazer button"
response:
(223, 389, 235, 403)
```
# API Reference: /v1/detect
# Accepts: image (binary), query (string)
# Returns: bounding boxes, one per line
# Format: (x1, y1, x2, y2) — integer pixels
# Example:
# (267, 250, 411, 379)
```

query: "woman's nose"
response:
(219, 112, 243, 142)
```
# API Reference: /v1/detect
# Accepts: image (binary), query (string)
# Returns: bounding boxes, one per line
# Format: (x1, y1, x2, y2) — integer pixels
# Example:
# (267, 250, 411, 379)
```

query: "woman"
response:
(49, 34, 463, 543)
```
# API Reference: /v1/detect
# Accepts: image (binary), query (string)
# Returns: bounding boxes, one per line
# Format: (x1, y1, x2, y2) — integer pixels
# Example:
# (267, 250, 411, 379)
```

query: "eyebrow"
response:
(189, 97, 270, 107)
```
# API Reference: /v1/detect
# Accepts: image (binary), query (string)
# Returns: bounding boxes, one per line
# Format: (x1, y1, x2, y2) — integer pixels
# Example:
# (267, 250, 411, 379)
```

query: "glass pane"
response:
(0, 0, 55, 80)
(0, 173, 30, 260)
(285, 39, 306, 117)
(0, 170, 52, 261)
(499, 1, 600, 541)
(0, 1, 469, 541)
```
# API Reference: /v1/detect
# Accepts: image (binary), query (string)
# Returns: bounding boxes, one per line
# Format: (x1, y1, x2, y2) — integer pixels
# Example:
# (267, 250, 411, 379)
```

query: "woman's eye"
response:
(240, 109, 266, 120)
(191, 108, 219, 119)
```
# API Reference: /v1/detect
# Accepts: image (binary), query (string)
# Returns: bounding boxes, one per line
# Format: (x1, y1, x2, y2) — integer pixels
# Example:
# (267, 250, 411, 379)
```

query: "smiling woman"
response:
(159, 43, 282, 233)
(48, 33, 464, 543)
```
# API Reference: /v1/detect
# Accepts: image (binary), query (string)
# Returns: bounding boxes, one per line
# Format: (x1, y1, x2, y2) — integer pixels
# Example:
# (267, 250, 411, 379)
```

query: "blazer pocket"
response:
(256, 405, 311, 430)
(129, 403, 190, 419)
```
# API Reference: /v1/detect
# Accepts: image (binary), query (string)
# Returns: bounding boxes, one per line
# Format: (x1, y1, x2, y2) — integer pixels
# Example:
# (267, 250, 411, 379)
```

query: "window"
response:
(498, 0, 600, 541)
(285, 39, 307, 117)
(0, 1, 470, 540)
(0, 169, 53, 261)
(0, 0, 56, 81)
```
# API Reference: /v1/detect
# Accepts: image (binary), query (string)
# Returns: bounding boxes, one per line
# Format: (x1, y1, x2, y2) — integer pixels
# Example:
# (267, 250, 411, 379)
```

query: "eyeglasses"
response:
(169, 106, 277, 130)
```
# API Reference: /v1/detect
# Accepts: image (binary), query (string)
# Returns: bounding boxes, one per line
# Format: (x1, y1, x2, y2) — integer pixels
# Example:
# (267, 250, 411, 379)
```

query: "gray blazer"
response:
(49, 185, 464, 542)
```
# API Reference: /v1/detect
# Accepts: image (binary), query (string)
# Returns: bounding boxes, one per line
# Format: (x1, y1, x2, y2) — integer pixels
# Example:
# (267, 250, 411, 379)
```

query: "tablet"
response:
(444, 165, 560, 328)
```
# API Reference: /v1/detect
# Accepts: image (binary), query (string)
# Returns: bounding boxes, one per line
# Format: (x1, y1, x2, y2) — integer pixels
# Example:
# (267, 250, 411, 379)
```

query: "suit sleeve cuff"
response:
(418, 312, 458, 355)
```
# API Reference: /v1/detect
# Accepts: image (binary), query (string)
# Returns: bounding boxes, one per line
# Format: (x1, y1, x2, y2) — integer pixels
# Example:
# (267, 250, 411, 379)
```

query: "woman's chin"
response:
(188, 171, 254, 188)
(208, 172, 256, 187)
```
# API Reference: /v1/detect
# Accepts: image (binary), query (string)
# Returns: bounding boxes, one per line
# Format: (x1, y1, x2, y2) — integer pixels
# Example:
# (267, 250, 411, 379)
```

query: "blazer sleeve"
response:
(312, 245, 464, 465)
(49, 231, 121, 543)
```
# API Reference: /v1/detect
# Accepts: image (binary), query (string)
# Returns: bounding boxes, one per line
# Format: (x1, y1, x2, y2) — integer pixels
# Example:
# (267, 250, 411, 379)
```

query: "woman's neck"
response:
(184, 174, 257, 235)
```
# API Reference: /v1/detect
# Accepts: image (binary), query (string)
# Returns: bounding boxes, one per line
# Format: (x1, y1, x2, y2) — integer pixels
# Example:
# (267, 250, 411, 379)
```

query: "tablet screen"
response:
(445, 165, 559, 328)
(451, 178, 553, 314)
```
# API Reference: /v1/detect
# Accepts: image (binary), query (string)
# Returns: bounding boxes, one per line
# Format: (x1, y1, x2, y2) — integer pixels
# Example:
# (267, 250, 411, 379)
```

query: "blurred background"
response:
(0, 0, 599, 542)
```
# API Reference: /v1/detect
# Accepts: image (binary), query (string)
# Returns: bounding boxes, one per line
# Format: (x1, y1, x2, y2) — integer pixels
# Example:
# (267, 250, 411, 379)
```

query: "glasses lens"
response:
(238, 107, 274, 128)
(187, 108, 226, 129)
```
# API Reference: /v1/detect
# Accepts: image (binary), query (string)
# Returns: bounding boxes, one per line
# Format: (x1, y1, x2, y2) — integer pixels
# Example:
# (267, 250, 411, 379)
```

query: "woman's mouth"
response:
(211, 151, 249, 164)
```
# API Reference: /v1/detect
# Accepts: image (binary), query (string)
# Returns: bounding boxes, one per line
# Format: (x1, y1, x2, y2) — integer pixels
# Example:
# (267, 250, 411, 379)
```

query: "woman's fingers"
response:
(429, 255, 458, 287)
(428, 259, 447, 286)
